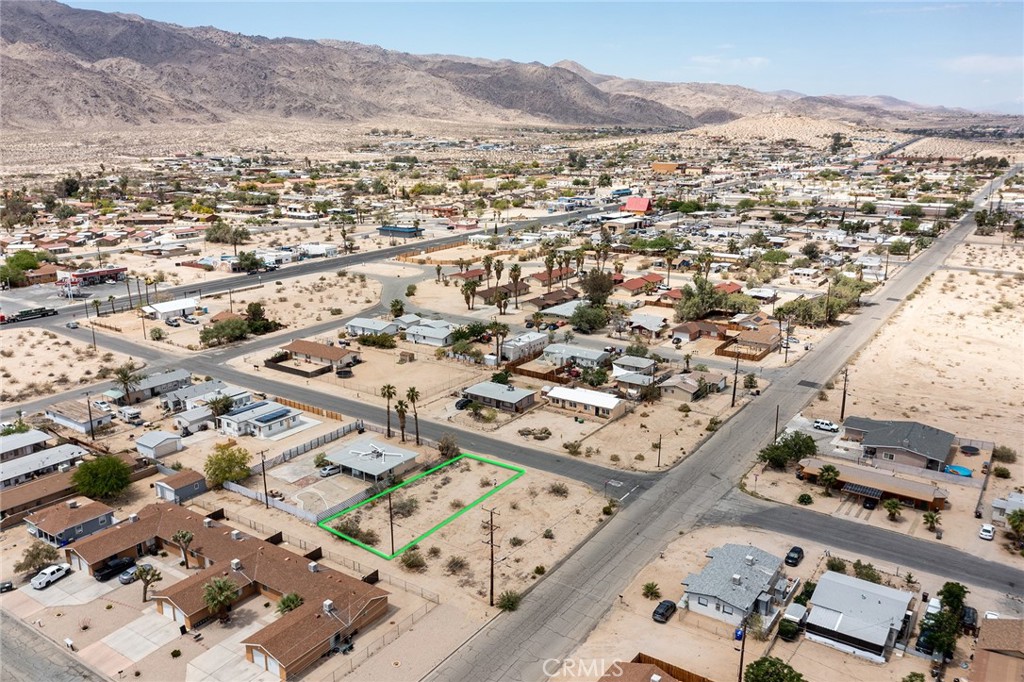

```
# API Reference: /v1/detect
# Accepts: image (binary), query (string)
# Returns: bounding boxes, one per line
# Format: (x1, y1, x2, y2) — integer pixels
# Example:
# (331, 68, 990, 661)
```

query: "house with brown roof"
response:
(972, 618, 1024, 682)
(715, 281, 743, 296)
(530, 266, 575, 286)
(279, 339, 360, 369)
(474, 281, 531, 305)
(671, 321, 725, 343)
(208, 310, 245, 324)
(450, 268, 486, 283)
(735, 326, 782, 353)
(25, 262, 61, 284)
(154, 469, 207, 503)
(25, 498, 115, 547)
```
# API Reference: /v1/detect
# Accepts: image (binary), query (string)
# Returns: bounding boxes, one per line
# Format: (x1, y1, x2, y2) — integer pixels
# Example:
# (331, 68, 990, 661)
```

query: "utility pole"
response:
(482, 507, 500, 607)
(259, 450, 269, 509)
(125, 278, 133, 308)
(83, 391, 95, 441)
(89, 322, 97, 351)
(140, 311, 147, 340)
(823, 278, 833, 326)
(656, 434, 662, 469)
(82, 296, 89, 319)
(228, 289, 234, 314)
(731, 354, 740, 407)
(774, 405, 780, 443)
(388, 492, 395, 556)
(736, 619, 748, 682)
(840, 367, 849, 422)
(884, 248, 891, 281)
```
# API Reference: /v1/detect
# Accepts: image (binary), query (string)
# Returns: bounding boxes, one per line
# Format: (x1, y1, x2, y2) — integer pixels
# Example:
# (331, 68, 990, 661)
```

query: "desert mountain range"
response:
(0, 0, 988, 132)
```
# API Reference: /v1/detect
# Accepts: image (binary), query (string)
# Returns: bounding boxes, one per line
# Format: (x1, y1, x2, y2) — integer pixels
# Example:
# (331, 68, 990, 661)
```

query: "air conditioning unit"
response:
(203, 518, 213, 528)
(322, 599, 334, 614)
(230, 559, 241, 571)
(308, 561, 319, 573)
(66, 500, 78, 509)
(128, 513, 139, 523)
(230, 530, 242, 541)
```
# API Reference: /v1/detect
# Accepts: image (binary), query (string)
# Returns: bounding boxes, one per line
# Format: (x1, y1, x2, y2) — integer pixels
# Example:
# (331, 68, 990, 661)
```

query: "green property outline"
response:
(318, 452, 525, 560)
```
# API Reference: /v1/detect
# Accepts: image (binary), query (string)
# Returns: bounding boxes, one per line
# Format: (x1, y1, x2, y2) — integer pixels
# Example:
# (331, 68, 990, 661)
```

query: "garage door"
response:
(70, 553, 84, 571)
(171, 607, 183, 624)
(266, 656, 280, 677)
(252, 649, 266, 670)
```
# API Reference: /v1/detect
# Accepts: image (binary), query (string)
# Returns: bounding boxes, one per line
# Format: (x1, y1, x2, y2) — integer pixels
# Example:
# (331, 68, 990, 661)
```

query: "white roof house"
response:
(216, 400, 303, 440)
(404, 319, 458, 346)
(0, 429, 51, 460)
(804, 571, 913, 662)
(142, 297, 198, 320)
(545, 386, 625, 419)
(345, 317, 400, 337)
(135, 431, 183, 459)
(0, 444, 87, 489)
(543, 344, 610, 368)
(499, 331, 548, 361)
(325, 436, 419, 482)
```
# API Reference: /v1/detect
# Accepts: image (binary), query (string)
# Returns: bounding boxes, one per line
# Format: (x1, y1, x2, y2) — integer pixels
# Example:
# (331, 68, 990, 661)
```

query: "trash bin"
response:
(936, 529, 944, 540)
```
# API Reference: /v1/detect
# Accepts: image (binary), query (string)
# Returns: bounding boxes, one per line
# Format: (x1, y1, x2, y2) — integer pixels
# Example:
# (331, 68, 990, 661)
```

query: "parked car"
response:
(926, 597, 942, 615)
(165, 318, 180, 327)
(862, 498, 878, 510)
(319, 464, 341, 477)
(813, 419, 839, 433)
(65, 321, 79, 329)
(31, 563, 71, 590)
(979, 524, 995, 541)
(652, 600, 677, 623)
(104, 279, 117, 285)
(181, 316, 199, 325)
(94, 557, 135, 582)
(93, 400, 112, 412)
(525, 321, 535, 328)
(784, 546, 805, 567)
(335, 368, 353, 378)
(961, 606, 979, 635)
(787, 336, 800, 344)
(119, 563, 152, 585)
(0, 580, 15, 593)
(455, 397, 472, 410)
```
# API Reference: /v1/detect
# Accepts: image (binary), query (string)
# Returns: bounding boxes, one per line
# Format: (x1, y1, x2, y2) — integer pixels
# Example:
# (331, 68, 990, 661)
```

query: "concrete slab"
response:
(101, 610, 181, 662)
(0, 589, 45, 618)
(20, 572, 115, 608)
(78, 640, 133, 677)
(266, 416, 321, 442)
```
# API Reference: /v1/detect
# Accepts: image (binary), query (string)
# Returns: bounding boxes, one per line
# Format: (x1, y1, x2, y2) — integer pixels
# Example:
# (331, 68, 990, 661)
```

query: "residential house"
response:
(450, 268, 486, 284)
(377, 224, 423, 238)
(499, 332, 548, 362)
(747, 287, 779, 303)
(345, 317, 400, 337)
(623, 196, 653, 215)
(404, 319, 458, 347)
(629, 312, 669, 338)
(972, 618, 1024, 682)
(64, 503, 388, 680)
(614, 372, 656, 398)
(25, 262, 61, 284)
(25, 499, 115, 547)
(0, 429, 51, 462)
(537, 299, 585, 319)
(279, 339, 361, 368)
(681, 544, 788, 629)
(671, 321, 725, 343)
(475, 281, 531, 305)
(217, 401, 303, 440)
(545, 386, 626, 419)
(992, 491, 1024, 527)
(298, 243, 338, 258)
(530, 266, 575, 287)
(135, 431, 182, 459)
(658, 288, 683, 304)
(611, 356, 657, 377)
(842, 417, 956, 471)
(734, 326, 783, 354)
(44, 400, 114, 434)
(797, 458, 947, 511)
(659, 370, 728, 402)
(618, 276, 661, 296)
(160, 380, 242, 413)
(141, 297, 199, 321)
(462, 382, 537, 413)
(0, 444, 86, 489)
(523, 287, 579, 311)
(323, 436, 419, 483)
(173, 406, 215, 436)
(805, 571, 913, 662)
(715, 281, 743, 296)
(542, 344, 610, 369)
(154, 469, 207, 504)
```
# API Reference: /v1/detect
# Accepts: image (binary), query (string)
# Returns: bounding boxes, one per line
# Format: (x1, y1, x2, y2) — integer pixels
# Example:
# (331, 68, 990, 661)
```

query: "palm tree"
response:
(202, 576, 239, 623)
(574, 248, 586, 274)
(818, 464, 839, 496)
(91, 299, 102, 317)
(683, 353, 692, 372)
(136, 565, 163, 602)
(113, 360, 143, 404)
(508, 264, 522, 309)
(883, 498, 902, 521)
(406, 387, 421, 445)
(381, 384, 397, 438)
(1006, 508, 1024, 547)
(390, 299, 404, 318)
(543, 253, 555, 293)
(435, 264, 442, 282)
(664, 248, 678, 288)
(107, 295, 117, 315)
(558, 253, 572, 290)
(277, 592, 304, 614)
(922, 511, 941, 532)
(207, 395, 235, 417)
(461, 281, 478, 310)
(395, 400, 409, 442)
(482, 254, 494, 289)
(613, 260, 624, 275)
(172, 529, 194, 569)
(493, 259, 504, 286)
(488, 321, 510, 360)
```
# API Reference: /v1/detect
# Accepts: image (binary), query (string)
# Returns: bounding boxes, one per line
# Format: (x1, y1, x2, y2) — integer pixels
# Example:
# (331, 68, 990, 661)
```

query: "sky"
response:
(64, 1, 1024, 113)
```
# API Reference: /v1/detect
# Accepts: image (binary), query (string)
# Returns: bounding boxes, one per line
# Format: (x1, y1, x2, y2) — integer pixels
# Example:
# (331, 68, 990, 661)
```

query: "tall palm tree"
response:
(508, 264, 522, 309)
(488, 321, 510, 360)
(172, 529, 194, 569)
(493, 259, 504, 286)
(664, 248, 678, 288)
(202, 576, 239, 624)
(557, 253, 572, 290)
(574, 248, 586, 275)
(406, 387, 421, 445)
(91, 299, 102, 317)
(381, 384, 396, 438)
(543, 253, 555, 293)
(107, 295, 117, 315)
(113, 360, 143, 404)
(461, 281, 478, 310)
(394, 400, 409, 443)
(482, 255, 494, 289)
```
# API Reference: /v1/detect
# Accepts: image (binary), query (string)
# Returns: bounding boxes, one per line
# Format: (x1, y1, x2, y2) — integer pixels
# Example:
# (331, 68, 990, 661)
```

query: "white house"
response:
(345, 318, 400, 337)
(45, 400, 113, 434)
(404, 319, 457, 346)
(545, 386, 625, 419)
(0, 429, 51, 462)
(542, 344, 610, 369)
(174, 406, 214, 436)
(681, 544, 788, 629)
(499, 332, 548, 362)
(298, 243, 338, 258)
(0, 444, 87, 489)
(142, 297, 198, 321)
(992, 491, 1024, 526)
(217, 401, 303, 440)
(135, 431, 183, 459)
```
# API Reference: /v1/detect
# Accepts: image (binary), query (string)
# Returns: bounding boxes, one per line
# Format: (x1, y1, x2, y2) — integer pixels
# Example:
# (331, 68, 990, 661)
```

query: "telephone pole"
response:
(482, 507, 500, 607)
(774, 405, 780, 443)
(731, 354, 740, 407)
(258, 450, 270, 509)
(840, 367, 850, 422)
(656, 434, 663, 469)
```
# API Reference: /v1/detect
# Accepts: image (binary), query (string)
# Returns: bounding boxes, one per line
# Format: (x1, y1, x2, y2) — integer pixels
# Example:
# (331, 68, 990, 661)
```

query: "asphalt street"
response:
(0, 609, 103, 682)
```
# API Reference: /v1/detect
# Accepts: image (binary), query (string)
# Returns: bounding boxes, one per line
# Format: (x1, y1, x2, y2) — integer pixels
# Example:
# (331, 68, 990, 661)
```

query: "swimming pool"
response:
(945, 464, 972, 477)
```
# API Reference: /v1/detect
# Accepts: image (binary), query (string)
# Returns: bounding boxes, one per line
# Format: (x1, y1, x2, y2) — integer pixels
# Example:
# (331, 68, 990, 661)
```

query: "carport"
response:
(842, 482, 882, 502)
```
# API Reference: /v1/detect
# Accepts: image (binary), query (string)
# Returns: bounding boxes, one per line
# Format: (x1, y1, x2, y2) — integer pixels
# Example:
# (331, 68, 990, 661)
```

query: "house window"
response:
(722, 604, 733, 615)
(99, 517, 107, 525)
(697, 596, 709, 606)
(76, 525, 84, 534)
(882, 452, 895, 461)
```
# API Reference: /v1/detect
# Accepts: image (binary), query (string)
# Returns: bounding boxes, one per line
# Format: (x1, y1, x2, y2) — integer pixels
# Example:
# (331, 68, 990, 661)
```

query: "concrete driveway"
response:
(186, 607, 279, 682)
(22, 569, 116, 608)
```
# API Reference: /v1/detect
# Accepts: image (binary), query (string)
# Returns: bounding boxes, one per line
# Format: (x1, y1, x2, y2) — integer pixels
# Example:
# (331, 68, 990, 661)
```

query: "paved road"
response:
(422, 169, 1021, 681)
(0, 609, 103, 682)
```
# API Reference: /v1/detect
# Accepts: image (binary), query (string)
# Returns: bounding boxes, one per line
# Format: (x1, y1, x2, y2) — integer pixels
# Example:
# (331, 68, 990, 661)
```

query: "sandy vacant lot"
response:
(0, 328, 132, 406)
(805, 241, 1024, 451)
(565, 522, 1020, 682)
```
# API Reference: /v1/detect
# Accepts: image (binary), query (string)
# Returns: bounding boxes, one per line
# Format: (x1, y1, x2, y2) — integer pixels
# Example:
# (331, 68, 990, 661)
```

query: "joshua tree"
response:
(136, 565, 163, 602)
(395, 400, 409, 442)
(172, 529, 194, 569)
(406, 387, 421, 445)
(381, 384, 397, 438)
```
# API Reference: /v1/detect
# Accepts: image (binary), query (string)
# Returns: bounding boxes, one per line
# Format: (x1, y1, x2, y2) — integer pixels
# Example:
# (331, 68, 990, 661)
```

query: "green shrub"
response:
(993, 466, 1011, 479)
(542, 528, 554, 540)
(826, 557, 847, 573)
(400, 550, 427, 571)
(797, 493, 813, 505)
(533, 565, 546, 575)
(497, 590, 522, 611)
(992, 445, 1017, 463)
(171, 649, 182, 658)
(778, 619, 800, 641)
(509, 536, 524, 547)
(853, 559, 882, 584)
(313, 452, 329, 468)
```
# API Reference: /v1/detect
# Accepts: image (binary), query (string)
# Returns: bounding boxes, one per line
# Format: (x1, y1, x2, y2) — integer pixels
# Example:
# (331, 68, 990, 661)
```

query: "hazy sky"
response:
(64, 1, 1023, 113)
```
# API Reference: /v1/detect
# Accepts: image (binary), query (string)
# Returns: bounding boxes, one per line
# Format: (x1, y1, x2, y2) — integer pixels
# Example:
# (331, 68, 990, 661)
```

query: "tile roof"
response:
(0, 469, 76, 512)
(599, 663, 678, 682)
(26, 499, 114, 535)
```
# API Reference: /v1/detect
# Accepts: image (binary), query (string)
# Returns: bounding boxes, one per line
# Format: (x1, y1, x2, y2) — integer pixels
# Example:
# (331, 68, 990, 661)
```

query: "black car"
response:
(94, 556, 136, 582)
(455, 397, 472, 410)
(0, 580, 14, 593)
(784, 546, 804, 567)
(863, 498, 878, 510)
(652, 600, 677, 623)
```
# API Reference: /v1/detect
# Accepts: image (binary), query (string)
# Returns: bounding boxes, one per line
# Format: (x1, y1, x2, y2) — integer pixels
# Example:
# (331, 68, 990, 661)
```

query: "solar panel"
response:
(841, 482, 882, 499)
(254, 408, 291, 424)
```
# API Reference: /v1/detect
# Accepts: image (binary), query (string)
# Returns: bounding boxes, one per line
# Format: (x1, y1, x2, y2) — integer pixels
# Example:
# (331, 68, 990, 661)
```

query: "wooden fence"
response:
(272, 396, 345, 422)
(631, 653, 719, 682)
(713, 336, 773, 362)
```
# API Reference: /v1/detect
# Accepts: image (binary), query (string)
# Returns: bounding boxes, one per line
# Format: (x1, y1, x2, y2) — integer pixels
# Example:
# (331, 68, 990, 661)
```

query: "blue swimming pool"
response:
(945, 465, 972, 477)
